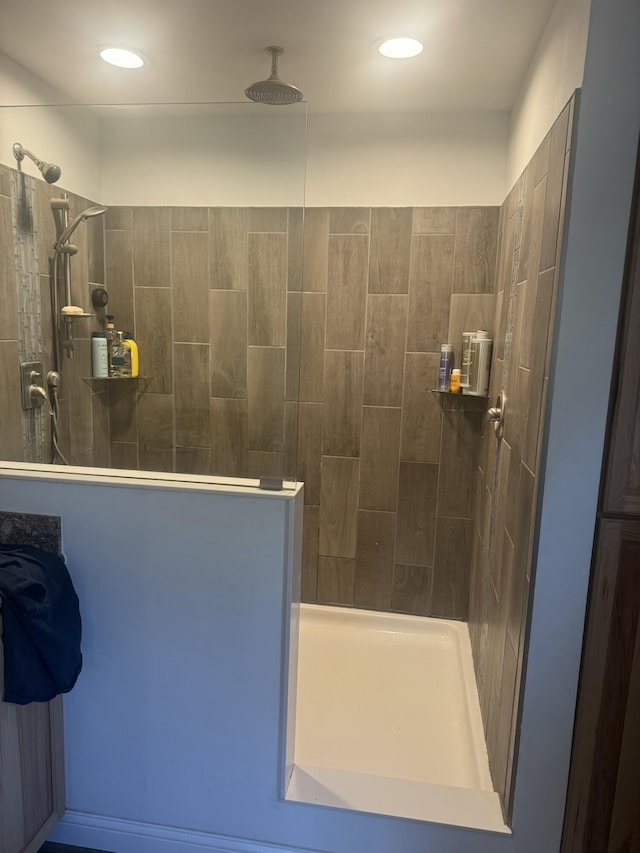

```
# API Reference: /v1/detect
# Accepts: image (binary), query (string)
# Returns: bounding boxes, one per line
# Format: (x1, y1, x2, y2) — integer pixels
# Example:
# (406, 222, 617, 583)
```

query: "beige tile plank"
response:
(175, 445, 211, 475)
(248, 207, 288, 232)
(110, 440, 138, 470)
(172, 231, 210, 343)
(284, 400, 298, 481)
(132, 207, 171, 287)
(407, 235, 454, 352)
(105, 230, 135, 333)
(322, 350, 364, 457)
(358, 406, 401, 512)
(134, 287, 173, 393)
(369, 208, 413, 294)
(137, 393, 174, 472)
(447, 294, 495, 363)
(317, 556, 355, 606)
(412, 207, 457, 234)
(209, 290, 247, 397)
(363, 294, 408, 407)
(452, 207, 499, 294)
(302, 208, 330, 292)
(329, 207, 370, 234)
(248, 232, 287, 347)
(325, 234, 369, 350)
(248, 450, 284, 478)
(391, 564, 433, 616)
(431, 517, 473, 619)
(0, 196, 18, 340)
(171, 207, 208, 231)
(354, 510, 395, 610)
(400, 353, 443, 463)
(437, 409, 482, 518)
(0, 341, 24, 460)
(287, 207, 304, 293)
(91, 391, 110, 468)
(247, 346, 285, 452)
(174, 343, 210, 447)
(108, 382, 138, 443)
(87, 215, 105, 285)
(395, 461, 438, 567)
(297, 402, 323, 505)
(299, 292, 326, 402)
(209, 207, 248, 290)
(319, 455, 360, 558)
(210, 397, 248, 477)
(302, 505, 319, 602)
(285, 291, 302, 401)
(105, 207, 132, 230)
(539, 103, 571, 272)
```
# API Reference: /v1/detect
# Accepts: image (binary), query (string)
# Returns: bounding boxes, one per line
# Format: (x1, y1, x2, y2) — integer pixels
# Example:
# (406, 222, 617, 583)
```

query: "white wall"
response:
(0, 54, 102, 200)
(306, 112, 508, 207)
(507, 0, 591, 187)
(1, 51, 509, 207)
(98, 106, 307, 207)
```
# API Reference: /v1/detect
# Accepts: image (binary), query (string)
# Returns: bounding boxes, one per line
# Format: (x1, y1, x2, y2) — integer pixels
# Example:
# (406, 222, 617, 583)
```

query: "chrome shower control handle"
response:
(483, 391, 507, 440)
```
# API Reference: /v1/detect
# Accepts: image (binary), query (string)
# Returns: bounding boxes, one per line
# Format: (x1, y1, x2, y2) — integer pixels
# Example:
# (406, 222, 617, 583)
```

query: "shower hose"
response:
(49, 386, 70, 465)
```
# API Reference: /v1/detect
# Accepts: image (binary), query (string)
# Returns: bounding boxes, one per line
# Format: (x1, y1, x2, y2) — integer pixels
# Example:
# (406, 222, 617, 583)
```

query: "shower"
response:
(245, 46, 303, 105)
(54, 205, 108, 250)
(48, 199, 108, 464)
(13, 142, 62, 183)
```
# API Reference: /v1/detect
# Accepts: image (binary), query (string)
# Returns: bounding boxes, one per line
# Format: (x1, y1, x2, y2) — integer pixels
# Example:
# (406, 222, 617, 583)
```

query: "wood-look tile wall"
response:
(103, 206, 301, 478)
(0, 164, 108, 467)
(468, 99, 575, 812)
(98, 201, 498, 621)
(300, 205, 499, 619)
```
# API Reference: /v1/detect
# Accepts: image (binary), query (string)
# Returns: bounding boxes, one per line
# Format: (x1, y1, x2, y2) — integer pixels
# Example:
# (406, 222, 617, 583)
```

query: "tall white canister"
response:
(465, 330, 493, 396)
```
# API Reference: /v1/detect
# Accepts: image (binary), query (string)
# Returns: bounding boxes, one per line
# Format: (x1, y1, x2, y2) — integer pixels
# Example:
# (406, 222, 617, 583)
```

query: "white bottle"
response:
(91, 332, 109, 378)
(467, 330, 493, 396)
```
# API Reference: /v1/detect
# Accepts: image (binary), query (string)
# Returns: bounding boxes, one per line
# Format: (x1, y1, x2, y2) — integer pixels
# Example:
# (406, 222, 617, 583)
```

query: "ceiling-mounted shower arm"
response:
(13, 142, 62, 184)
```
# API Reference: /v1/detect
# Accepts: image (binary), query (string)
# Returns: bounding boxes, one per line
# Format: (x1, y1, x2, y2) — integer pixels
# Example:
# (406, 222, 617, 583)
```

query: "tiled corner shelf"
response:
(81, 376, 153, 393)
(431, 389, 489, 400)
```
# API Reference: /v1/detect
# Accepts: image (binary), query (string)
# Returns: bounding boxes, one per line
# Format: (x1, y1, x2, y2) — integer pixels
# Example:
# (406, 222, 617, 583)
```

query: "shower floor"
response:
(286, 604, 508, 832)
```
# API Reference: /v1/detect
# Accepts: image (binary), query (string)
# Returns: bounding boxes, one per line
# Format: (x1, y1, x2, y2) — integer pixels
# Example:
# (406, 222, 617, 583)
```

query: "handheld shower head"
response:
(13, 142, 62, 184)
(245, 46, 303, 106)
(54, 205, 108, 251)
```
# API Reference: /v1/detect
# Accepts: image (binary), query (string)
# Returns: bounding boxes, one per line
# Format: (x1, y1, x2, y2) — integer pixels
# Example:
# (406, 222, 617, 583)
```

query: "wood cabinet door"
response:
(562, 519, 640, 853)
(0, 616, 65, 853)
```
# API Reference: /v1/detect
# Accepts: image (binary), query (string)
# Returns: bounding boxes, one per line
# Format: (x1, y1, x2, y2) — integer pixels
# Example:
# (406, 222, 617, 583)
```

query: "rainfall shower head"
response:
(13, 142, 62, 184)
(245, 46, 303, 106)
(54, 205, 108, 251)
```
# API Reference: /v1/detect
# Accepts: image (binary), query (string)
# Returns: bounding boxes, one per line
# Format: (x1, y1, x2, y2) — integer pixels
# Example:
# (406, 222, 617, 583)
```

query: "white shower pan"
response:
(286, 604, 509, 834)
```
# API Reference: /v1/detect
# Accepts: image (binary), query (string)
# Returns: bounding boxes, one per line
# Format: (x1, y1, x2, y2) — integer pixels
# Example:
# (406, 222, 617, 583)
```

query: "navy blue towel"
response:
(0, 544, 82, 704)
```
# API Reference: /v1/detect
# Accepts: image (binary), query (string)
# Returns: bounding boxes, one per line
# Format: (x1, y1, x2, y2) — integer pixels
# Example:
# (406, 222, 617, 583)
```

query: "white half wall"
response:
(507, 0, 591, 188)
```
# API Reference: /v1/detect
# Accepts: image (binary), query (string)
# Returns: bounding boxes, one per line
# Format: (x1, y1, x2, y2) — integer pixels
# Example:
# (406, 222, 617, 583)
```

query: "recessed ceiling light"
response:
(378, 38, 424, 59)
(100, 48, 144, 69)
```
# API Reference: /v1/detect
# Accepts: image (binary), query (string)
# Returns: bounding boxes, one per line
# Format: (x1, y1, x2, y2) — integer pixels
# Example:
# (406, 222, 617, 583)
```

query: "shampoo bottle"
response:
(123, 333, 139, 378)
(91, 332, 109, 378)
(438, 344, 453, 391)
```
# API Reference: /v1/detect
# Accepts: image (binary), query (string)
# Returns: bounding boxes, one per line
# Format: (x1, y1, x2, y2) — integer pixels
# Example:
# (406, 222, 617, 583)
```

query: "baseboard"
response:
(49, 811, 316, 853)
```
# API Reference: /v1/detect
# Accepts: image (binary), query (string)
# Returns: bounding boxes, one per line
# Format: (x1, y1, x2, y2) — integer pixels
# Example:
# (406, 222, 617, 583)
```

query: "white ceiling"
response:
(0, 0, 557, 113)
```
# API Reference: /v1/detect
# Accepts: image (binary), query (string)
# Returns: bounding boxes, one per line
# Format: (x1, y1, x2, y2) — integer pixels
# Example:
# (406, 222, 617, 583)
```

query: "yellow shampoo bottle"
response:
(123, 334, 139, 378)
